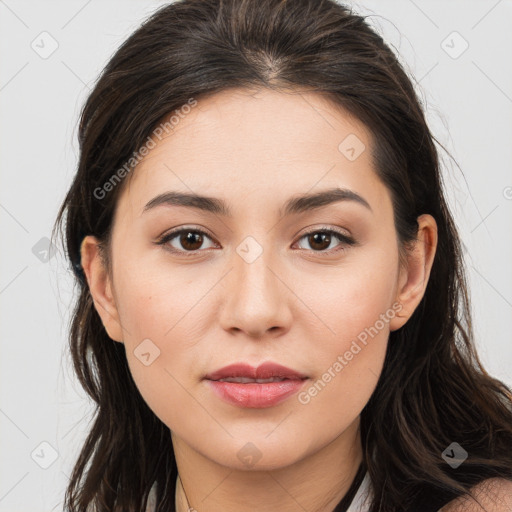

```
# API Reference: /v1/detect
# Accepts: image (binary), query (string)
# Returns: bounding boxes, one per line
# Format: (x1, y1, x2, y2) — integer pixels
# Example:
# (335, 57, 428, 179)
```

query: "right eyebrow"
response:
(143, 191, 230, 216)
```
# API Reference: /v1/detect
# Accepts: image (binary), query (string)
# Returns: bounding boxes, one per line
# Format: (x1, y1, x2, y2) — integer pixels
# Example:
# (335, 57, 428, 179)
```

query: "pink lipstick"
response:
(204, 362, 308, 408)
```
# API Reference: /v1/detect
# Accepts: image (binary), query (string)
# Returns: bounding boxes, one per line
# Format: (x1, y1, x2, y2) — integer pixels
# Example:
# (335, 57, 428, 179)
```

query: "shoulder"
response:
(440, 478, 512, 512)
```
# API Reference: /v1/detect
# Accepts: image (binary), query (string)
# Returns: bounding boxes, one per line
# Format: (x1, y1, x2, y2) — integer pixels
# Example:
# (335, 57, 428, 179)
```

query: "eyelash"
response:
(155, 226, 356, 257)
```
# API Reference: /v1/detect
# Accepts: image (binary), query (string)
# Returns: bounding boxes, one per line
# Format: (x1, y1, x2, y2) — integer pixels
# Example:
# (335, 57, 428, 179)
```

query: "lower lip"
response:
(206, 379, 307, 408)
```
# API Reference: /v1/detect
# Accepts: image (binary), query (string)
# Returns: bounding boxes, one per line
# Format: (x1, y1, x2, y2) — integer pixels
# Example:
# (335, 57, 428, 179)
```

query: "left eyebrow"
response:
(280, 187, 372, 216)
(142, 187, 373, 217)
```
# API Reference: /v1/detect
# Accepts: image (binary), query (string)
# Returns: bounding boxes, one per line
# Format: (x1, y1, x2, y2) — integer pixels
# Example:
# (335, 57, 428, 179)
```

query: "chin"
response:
(199, 433, 311, 471)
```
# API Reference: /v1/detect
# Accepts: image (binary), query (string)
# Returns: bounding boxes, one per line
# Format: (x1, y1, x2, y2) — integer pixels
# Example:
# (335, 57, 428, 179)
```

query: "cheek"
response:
(294, 290, 393, 442)
(114, 259, 209, 342)
(112, 269, 215, 425)
(295, 252, 398, 409)
(300, 246, 399, 351)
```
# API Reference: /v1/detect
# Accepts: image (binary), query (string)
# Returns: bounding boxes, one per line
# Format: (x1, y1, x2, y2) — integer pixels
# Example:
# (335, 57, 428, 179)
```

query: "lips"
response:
(204, 362, 308, 408)
(205, 362, 307, 381)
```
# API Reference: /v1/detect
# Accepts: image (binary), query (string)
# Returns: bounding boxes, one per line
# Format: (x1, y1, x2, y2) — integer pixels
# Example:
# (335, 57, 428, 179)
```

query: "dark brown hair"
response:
(52, 0, 512, 510)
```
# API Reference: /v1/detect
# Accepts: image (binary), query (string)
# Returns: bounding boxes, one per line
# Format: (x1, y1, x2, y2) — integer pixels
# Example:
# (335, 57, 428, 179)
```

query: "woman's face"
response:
(83, 87, 435, 470)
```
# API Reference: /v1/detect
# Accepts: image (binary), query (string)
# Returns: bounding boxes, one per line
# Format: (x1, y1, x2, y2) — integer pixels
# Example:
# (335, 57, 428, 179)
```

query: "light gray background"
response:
(1, 1, 511, 510)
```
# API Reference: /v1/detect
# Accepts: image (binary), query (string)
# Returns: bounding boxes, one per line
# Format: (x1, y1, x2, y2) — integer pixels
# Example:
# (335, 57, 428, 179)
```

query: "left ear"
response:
(389, 214, 438, 331)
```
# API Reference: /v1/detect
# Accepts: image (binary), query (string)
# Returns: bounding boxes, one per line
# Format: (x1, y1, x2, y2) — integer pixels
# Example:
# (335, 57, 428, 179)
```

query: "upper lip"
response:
(205, 362, 307, 381)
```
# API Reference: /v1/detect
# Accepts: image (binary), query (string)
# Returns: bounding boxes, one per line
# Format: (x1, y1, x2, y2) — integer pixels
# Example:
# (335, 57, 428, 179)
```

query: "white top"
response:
(346, 472, 372, 511)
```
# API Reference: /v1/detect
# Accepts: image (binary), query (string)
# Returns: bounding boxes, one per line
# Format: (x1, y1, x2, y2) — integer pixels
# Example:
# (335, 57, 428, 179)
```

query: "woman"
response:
(52, 0, 512, 510)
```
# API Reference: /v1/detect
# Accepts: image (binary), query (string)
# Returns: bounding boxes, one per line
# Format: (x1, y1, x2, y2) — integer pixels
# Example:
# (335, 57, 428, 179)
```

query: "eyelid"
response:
(297, 225, 352, 241)
(155, 225, 219, 256)
(293, 226, 356, 255)
(155, 224, 356, 256)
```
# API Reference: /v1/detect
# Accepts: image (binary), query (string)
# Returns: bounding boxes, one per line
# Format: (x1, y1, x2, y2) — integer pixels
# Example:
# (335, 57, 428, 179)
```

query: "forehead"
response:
(116, 87, 390, 219)
(136, 87, 371, 167)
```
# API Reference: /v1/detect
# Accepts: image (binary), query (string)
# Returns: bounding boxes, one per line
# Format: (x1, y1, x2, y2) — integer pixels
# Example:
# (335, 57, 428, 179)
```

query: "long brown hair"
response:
(52, 0, 512, 510)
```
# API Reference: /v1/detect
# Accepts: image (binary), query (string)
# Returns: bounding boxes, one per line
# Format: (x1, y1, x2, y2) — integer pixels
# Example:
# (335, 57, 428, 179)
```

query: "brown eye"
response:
(295, 229, 356, 255)
(157, 228, 217, 254)
(307, 232, 332, 251)
(179, 231, 204, 251)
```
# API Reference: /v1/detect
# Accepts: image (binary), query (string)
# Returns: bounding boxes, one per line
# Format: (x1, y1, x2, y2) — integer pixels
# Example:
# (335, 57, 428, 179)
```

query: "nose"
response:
(218, 242, 293, 340)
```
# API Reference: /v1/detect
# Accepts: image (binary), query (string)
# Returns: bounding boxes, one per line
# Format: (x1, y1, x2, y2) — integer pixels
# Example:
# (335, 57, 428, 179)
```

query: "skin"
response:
(81, 87, 438, 512)
(441, 479, 512, 512)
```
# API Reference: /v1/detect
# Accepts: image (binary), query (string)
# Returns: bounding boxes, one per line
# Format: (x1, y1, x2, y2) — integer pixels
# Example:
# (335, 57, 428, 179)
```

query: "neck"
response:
(174, 417, 363, 512)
